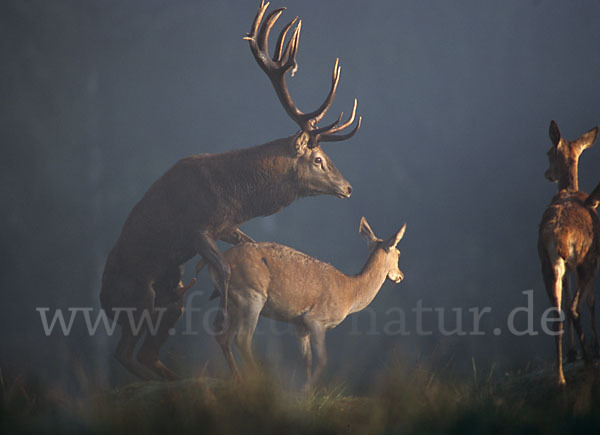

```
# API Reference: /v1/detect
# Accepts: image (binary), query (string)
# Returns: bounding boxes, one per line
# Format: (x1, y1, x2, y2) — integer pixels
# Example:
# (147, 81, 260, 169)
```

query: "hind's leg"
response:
(137, 266, 184, 381)
(194, 231, 231, 332)
(215, 303, 242, 380)
(541, 253, 566, 385)
(570, 265, 595, 364)
(562, 278, 578, 362)
(583, 279, 599, 358)
(233, 290, 265, 375)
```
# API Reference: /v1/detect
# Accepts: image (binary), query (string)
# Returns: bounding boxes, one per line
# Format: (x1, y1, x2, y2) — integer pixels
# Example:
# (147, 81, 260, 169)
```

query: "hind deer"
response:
(538, 120, 600, 385)
(100, 1, 361, 381)
(197, 217, 406, 390)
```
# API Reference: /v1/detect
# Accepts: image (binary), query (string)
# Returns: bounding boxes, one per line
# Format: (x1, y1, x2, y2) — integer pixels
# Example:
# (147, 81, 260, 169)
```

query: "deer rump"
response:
(539, 191, 599, 267)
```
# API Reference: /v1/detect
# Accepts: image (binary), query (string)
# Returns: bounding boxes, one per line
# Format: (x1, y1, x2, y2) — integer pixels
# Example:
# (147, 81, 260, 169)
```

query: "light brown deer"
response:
(543, 121, 600, 364)
(197, 217, 406, 390)
(538, 120, 599, 385)
(100, 1, 361, 381)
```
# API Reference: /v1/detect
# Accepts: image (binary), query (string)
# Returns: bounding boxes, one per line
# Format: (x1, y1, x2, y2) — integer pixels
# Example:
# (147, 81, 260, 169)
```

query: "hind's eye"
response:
(314, 157, 322, 164)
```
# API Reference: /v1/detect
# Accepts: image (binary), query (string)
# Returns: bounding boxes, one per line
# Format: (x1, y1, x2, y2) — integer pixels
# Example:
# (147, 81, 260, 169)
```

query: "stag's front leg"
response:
(220, 227, 256, 245)
(194, 231, 231, 332)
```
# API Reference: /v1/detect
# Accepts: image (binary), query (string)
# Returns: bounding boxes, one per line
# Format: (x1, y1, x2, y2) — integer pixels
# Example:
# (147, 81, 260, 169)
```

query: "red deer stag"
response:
(538, 120, 599, 385)
(100, 1, 361, 381)
(198, 217, 406, 390)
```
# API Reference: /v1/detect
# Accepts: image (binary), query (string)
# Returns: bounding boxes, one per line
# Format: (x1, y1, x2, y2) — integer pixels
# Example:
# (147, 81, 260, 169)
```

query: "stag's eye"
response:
(314, 157, 323, 165)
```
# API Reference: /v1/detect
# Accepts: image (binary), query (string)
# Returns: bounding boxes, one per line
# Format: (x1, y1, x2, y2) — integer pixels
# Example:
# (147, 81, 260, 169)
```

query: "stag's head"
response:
(545, 120, 598, 184)
(246, 1, 360, 199)
(359, 217, 407, 284)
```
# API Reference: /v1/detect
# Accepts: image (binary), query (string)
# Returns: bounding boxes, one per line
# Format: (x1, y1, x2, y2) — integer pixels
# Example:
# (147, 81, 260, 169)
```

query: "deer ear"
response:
(384, 223, 407, 250)
(359, 217, 378, 246)
(549, 120, 561, 147)
(292, 131, 310, 156)
(574, 126, 598, 153)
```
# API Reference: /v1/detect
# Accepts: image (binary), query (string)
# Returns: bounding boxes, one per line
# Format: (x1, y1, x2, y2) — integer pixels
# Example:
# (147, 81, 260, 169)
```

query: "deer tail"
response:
(585, 181, 600, 209)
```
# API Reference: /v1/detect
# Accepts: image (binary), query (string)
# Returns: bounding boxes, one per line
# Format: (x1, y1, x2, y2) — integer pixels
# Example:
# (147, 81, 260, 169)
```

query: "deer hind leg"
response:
(586, 284, 600, 358)
(115, 325, 158, 381)
(111, 278, 162, 380)
(215, 301, 242, 380)
(233, 290, 265, 376)
(542, 254, 566, 385)
(570, 265, 596, 364)
(562, 278, 578, 362)
(194, 231, 231, 332)
(137, 266, 184, 381)
(296, 325, 313, 392)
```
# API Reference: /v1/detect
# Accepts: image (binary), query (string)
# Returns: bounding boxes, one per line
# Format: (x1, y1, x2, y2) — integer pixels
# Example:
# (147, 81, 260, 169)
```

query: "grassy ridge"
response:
(2, 362, 600, 434)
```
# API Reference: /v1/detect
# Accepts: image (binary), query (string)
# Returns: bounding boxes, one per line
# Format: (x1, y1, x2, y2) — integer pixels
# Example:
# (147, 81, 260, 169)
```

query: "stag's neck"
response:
(346, 250, 388, 315)
(558, 158, 579, 192)
(227, 138, 302, 220)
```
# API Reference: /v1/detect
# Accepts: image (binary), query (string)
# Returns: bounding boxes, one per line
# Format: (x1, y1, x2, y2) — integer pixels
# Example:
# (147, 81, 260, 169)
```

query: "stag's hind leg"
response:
(103, 273, 163, 380)
(137, 266, 185, 381)
(114, 324, 158, 380)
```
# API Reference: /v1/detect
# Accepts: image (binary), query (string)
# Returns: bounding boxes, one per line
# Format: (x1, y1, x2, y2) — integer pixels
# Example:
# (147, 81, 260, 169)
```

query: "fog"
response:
(2, 0, 600, 391)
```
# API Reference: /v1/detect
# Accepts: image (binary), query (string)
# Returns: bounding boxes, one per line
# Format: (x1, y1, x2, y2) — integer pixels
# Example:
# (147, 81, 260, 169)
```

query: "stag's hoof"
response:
(143, 359, 180, 381)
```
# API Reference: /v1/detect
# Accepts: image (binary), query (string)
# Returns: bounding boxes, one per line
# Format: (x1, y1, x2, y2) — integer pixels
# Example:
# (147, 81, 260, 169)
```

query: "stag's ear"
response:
(359, 217, 378, 247)
(292, 131, 310, 156)
(384, 223, 407, 251)
(549, 120, 561, 147)
(574, 126, 599, 153)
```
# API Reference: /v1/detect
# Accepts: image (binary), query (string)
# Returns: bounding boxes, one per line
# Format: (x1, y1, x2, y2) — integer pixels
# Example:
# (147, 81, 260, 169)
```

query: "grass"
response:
(2, 361, 600, 434)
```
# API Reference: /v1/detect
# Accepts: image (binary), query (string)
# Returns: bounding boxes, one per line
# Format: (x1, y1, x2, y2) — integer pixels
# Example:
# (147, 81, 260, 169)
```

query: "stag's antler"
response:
(245, 1, 361, 147)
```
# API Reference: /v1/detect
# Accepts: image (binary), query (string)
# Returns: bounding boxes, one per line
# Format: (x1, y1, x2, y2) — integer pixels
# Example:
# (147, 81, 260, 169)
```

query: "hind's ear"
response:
(574, 126, 599, 153)
(549, 120, 561, 147)
(384, 223, 407, 251)
(359, 217, 378, 247)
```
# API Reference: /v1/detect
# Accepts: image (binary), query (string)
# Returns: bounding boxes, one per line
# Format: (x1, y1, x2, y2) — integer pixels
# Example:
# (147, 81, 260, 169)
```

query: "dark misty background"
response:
(2, 0, 600, 392)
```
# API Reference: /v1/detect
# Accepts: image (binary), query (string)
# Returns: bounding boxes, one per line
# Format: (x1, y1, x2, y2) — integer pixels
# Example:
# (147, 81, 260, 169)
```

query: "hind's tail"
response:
(585, 181, 600, 209)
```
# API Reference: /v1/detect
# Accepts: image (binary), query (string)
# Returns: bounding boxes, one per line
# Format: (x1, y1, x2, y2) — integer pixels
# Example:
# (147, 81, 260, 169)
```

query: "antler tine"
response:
(274, 17, 298, 62)
(245, 1, 362, 139)
(245, 1, 270, 41)
(280, 20, 301, 74)
(304, 59, 341, 123)
(310, 111, 344, 136)
(318, 115, 362, 143)
(257, 8, 285, 55)
(322, 98, 357, 135)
